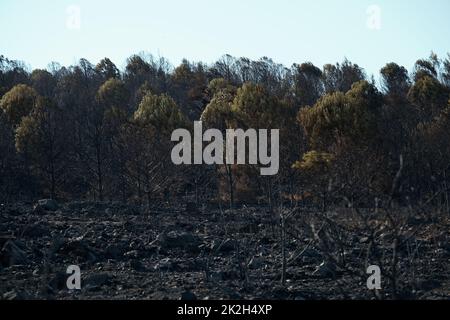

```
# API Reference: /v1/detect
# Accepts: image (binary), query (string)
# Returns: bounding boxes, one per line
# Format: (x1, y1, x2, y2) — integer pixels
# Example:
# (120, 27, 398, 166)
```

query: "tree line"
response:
(0, 52, 449, 209)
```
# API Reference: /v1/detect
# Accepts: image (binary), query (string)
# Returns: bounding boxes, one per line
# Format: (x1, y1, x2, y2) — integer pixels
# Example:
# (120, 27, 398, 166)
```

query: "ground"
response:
(0, 201, 449, 300)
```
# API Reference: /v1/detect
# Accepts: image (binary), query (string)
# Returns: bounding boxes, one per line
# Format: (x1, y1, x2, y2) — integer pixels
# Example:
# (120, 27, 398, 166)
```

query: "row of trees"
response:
(0, 52, 449, 208)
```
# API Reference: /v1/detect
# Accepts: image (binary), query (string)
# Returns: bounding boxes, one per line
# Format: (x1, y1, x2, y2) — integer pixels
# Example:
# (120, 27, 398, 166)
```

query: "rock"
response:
(58, 238, 97, 262)
(302, 248, 321, 258)
(160, 231, 202, 252)
(85, 273, 111, 290)
(294, 248, 321, 264)
(185, 202, 198, 214)
(143, 245, 160, 256)
(416, 279, 441, 291)
(407, 215, 426, 225)
(22, 223, 48, 238)
(48, 272, 68, 291)
(123, 205, 140, 215)
(105, 244, 127, 260)
(211, 239, 237, 253)
(154, 258, 174, 271)
(3, 290, 31, 300)
(129, 259, 145, 271)
(209, 271, 224, 281)
(124, 250, 140, 259)
(270, 286, 290, 299)
(313, 261, 336, 278)
(248, 256, 264, 269)
(0, 235, 15, 248)
(359, 237, 370, 244)
(0, 240, 28, 267)
(34, 199, 58, 212)
(181, 290, 197, 300)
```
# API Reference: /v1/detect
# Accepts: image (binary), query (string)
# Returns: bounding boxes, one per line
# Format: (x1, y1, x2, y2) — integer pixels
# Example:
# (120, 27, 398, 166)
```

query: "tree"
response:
(0, 55, 30, 97)
(0, 109, 35, 202)
(126, 92, 190, 204)
(232, 82, 283, 129)
(231, 82, 291, 208)
(212, 55, 239, 84)
(96, 78, 129, 110)
(124, 53, 170, 106)
(442, 54, 450, 87)
(322, 59, 365, 93)
(413, 56, 438, 81)
(408, 75, 449, 122)
(299, 80, 382, 151)
(0, 84, 38, 125)
(170, 60, 209, 119)
(95, 58, 120, 82)
(292, 62, 324, 107)
(298, 81, 387, 201)
(15, 97, 68, 198)
(201, 79, 237, 207)
(202, 79, 236, 129)
(31, 69, 56, 98)
(380, 63, 410, 103)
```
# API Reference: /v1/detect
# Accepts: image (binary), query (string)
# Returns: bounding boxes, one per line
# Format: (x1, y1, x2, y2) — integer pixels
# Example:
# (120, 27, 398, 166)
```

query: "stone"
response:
(211, 239, 237, 253)
(48, 272, 67, 291)
(248, 256, 264, 269)
(160, 231, 202, 252)
(185, 202, 198, 213)
(85, 273, 111, 290)
(3, 290, 31, 300)
(359, 237, 370, 244)
(124, 250, 140, 259)
(154, 258, 174, 271)
(58, 238, 97, 262)
(416, 279, 441, 291)
(313, 261, 336, 278)
(129, 259, 145, 271)
(105, 244, 127, 260)
(181, 290, 197, 300)
(34, 199, 59, 212)
(0, 240, 28, 267)
(22, 223, 48, 238)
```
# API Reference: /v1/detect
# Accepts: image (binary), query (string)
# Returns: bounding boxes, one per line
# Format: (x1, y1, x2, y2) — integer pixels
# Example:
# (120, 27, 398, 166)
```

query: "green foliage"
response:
(299, 80, 382, 150)
(207, 78, 236, 97)
(31, 69, 55, 97)
(125, 55, 152, 76)
(408, 75, 449, 120)
(0, 84, 38, 125)
(231, 82, 284, 129)
(201, 89, 234, 130)
(96, 78, 129, 109)
(134, 92, 189, 134)
(380, 63, 410, 98)
(292, 62, 323, 107)
(2, 52, 450, 203)
(15, 97, 67, 197)
(322, 59, 365, 93)
(292, 150, 334, 172)
(95, 58, 120, 80)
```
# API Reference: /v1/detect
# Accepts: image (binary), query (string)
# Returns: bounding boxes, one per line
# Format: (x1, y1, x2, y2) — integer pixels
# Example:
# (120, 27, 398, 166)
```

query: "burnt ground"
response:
(0, 201, 449, 300)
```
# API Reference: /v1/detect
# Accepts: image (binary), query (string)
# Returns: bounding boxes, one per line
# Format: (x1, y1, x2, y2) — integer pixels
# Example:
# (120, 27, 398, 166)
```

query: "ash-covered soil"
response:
(0, 201, 449, 300)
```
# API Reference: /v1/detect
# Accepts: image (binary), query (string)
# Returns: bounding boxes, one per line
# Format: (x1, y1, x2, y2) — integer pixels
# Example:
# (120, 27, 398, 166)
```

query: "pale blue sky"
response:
(1, 0, 449, 76)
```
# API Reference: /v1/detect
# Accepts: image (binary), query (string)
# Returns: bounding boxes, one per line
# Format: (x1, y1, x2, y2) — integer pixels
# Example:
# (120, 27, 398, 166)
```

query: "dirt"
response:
(0, 201, 449, 300)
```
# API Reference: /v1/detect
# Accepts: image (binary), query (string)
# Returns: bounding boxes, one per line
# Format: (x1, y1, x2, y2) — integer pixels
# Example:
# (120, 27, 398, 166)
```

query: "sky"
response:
(1, 0, 449, 77)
